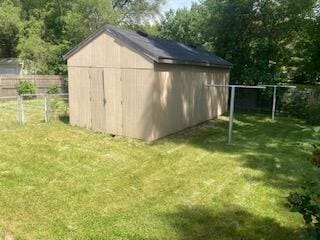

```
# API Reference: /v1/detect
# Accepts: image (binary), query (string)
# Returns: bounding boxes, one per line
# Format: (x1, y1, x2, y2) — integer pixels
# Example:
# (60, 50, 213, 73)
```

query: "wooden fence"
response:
(0, 75, 65, 97)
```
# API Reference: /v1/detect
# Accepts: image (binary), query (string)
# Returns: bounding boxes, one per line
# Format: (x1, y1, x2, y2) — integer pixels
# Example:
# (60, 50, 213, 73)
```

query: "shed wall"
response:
(67, 32, 230, 141)
(67, 33, 153, 69)
(67, 33, 155, 139)
(68, 67, 92, 129)
(151, 64, 229, 140)
(0, 64, 22, 75)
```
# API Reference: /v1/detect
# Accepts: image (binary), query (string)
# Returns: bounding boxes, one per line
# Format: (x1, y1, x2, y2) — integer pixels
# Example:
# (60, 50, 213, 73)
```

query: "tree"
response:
(62, 0, 119, 45)
(17, 17, 63, 74)
(158, 0, 319, 85)
(158, 6, 205, 45)
(113, 0, 165, 25)
(0, 0, 165, 74)
(291, 3, 320, 84)
(0, 0, 22, 58)
(204, 0, 317, 84)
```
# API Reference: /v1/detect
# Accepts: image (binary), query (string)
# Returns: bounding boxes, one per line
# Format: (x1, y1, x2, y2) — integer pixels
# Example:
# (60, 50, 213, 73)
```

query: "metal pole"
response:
(259, 84, 296, 121)
(17, 96, 21, 125)
(206, 84, 266, 144)
(44, 95, 49, 123)
(272, 86, 277, 121)
(21, 96, 25, 125)
(228, 86, 236, 144)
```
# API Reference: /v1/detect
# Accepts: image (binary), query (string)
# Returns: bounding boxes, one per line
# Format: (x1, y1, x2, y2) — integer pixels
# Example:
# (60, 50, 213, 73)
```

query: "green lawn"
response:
(0, 99, 319, 239)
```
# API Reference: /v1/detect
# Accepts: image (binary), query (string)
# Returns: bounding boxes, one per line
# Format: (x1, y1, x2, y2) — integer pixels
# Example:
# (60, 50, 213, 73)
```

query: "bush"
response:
(311, 146, 320, 168)
(287, 146, 320, 239)
(16, 80, 37, 95)
(281, 88, 309, 119)
(47, 84, 59, 94)
(306, 104, 320, 126)
(281, 87, 320, 125)
(287, 181, 320, 239)
(62, 77, 68, 93)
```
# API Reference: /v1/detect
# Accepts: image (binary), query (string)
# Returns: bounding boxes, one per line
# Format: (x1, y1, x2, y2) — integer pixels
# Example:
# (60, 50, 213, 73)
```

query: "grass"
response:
(0, 99, 319, 239)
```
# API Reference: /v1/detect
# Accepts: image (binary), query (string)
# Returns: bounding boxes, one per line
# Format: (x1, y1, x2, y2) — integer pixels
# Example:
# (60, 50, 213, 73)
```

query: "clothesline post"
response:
(259, 85, 296, 121)
(206, 84, 266, 144)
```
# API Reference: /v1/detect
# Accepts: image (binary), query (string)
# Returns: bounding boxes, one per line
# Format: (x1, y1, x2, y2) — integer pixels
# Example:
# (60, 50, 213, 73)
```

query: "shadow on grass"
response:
(156, 112, 320, 191)
(127, 205, 299, 240)
(58, 115, 70, 124)
(162, 205, 299, 240)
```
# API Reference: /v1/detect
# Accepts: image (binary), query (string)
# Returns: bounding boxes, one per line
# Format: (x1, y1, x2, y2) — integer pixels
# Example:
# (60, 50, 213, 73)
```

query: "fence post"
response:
(228, 86, 236, 145)
(21, 95, 25, 124)
(17, 96, 21, 125)
(272, 86, 277, 121)
(44, 94, 49, 123)
(17, 95, 25, 125)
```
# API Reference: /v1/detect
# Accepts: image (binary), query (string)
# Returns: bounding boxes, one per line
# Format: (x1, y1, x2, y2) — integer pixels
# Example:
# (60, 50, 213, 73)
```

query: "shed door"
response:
(90, 68, 106, 132)
(104, 68, 123, 135)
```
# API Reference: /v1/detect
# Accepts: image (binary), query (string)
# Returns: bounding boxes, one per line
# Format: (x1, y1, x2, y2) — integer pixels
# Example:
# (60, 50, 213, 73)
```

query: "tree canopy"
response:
(0, 0, 164, 74)
(157, 0, 320, 85)
(0, 0, 319, 85)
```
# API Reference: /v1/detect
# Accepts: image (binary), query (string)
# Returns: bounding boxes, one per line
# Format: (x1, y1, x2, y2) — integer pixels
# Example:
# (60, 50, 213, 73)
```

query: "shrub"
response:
(16, 80, 37, 95)
(281, 88, 309, 119)
(281, 87, 320, 125)
(311, 146, 320, 168)
(287, 181, 320, 239)
(62, 77, 68, 93)
(47, 84, 59, 94)
(287, 146, 320, 239)
(306, 104, 320, 126)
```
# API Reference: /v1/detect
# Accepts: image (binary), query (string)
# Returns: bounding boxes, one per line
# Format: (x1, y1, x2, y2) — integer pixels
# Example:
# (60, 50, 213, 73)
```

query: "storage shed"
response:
(0, 58, 24, 75)
(63, 25, 232, 141)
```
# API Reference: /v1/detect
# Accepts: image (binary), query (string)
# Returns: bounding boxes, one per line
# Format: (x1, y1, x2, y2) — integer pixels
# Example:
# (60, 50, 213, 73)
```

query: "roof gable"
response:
(0, 58, 21, 65)
(63, 25, 232, 68)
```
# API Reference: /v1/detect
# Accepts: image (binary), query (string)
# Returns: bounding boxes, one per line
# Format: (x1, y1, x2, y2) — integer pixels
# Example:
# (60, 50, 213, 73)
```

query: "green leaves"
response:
(287, 191, 319, 228)
(311, 147, 320, 168)
(287, 156, 320, 237)
(16, 80, 37, 95)
(0, 0, 165, 74)
(158, 5, 205, 46)
(287, 176, 320, 238)
(0, 0, 22, 58)
(157, 0, 320, 85)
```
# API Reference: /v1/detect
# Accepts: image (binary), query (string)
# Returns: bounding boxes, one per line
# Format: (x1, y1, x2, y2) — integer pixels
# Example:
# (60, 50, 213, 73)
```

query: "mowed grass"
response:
(0, 99, 319, 240)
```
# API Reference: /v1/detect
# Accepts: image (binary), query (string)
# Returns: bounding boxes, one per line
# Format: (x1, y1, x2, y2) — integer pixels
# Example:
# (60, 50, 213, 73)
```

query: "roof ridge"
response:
(64, 24, 232, 68)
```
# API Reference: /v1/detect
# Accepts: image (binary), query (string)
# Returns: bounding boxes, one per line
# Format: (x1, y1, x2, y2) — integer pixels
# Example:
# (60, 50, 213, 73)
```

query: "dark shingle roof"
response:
(0, 58, 21, 65)
(64, 25, 232, 68)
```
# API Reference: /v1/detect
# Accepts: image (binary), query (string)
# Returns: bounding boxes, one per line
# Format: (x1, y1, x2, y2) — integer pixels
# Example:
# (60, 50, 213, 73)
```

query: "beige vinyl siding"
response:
(151, 64, 229, 140)
(121, 69, 154, 140)
(104, 68, 122, 135)
(68, 43, 92, 67)
(67, 31, 230, 141)
(68, 33, 153, 69)
(67, 32, 154, 138)
(89, 68, 106, 132)
(68, 67, 92, 129)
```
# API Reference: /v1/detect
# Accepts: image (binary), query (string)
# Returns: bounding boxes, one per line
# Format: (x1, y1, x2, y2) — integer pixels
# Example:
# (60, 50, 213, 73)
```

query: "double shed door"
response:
(89, 68, 122, 135)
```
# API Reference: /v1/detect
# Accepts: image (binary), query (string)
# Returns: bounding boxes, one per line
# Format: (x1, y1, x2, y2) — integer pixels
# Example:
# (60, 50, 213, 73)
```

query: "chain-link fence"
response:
(0, 94, 69, 127)
(235, 85, 320, 111)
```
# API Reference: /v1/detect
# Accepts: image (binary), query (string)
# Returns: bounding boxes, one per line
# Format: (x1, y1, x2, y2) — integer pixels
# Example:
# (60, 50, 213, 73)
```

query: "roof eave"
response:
(63, 26, 106, 60)
(158, 58, 233, 69)
(0, 58, 22, 65)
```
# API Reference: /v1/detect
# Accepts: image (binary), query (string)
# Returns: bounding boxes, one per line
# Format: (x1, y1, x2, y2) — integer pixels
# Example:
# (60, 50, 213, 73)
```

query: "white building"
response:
(0, 58, 24, 75)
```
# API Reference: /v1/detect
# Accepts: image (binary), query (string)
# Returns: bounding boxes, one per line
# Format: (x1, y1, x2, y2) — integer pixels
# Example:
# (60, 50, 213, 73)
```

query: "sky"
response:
(162, 0, 199, 12)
